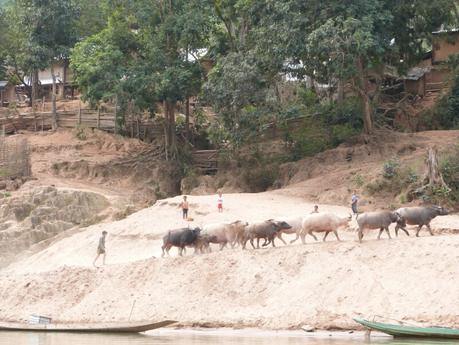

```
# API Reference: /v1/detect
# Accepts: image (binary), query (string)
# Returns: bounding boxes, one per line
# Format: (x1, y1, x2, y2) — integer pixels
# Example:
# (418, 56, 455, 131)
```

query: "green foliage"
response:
(367, 160, 420, 197)
(74, 125, 88, 141)
(352, 174, 365, 188)
(382, 159, 400, 179)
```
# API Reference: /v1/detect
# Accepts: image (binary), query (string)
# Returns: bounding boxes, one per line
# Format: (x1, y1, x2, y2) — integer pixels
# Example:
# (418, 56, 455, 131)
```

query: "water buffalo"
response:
(395, 206, 449, 237)
(297, 213, 351, 244)
(357, 211, 400, 243)
(203, 220, 248, 250)
(273, 216, 303, 245)
(242, 220, 291, 249)
(161, 227, 201, 257)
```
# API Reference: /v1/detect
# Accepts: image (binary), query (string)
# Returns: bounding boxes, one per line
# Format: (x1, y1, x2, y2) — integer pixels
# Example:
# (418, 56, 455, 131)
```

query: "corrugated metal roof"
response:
(22, 76, 63, 86)
(404, 67, 431, 81)
(432, 28, 459, 35)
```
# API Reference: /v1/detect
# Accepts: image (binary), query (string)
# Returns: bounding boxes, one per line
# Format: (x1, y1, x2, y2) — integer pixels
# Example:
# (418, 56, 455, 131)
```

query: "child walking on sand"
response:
(217, 192, 223, 213)
(180, 195, 189, 220)
(93, 231, 107, 267)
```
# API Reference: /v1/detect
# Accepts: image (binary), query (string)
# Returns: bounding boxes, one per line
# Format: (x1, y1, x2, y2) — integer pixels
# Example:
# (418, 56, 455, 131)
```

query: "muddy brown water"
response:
(0, 330, 457, 345)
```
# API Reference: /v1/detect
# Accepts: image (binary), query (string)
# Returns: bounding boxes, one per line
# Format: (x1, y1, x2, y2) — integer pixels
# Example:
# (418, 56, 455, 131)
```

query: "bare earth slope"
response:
(0, 193, 458, 330)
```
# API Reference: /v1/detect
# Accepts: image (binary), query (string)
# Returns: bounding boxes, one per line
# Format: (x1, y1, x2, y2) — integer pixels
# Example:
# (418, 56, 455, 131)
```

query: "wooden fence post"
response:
(97, 107, 101, 129)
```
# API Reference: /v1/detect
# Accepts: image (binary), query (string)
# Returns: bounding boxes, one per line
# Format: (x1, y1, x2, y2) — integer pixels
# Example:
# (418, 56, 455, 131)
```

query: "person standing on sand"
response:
(217, 192, 223, 213)
(180, 195, 189, 220)
(351, 191, 359, 217)
(310, 205, 319, 214)
(93, 231, 107, 267)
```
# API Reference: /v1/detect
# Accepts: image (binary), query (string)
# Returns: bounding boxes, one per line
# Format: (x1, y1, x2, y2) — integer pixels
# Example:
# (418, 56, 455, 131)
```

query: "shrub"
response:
(352, 173, 365, 187)
(383, 159, 400, 179)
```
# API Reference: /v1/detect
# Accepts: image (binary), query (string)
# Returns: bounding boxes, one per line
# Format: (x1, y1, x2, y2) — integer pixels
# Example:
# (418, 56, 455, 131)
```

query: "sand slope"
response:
(0, 192, 458, 329)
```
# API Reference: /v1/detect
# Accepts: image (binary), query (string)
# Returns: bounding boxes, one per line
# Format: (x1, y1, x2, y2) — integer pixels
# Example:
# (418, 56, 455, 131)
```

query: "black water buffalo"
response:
(161, 227, 202, 257)
(395, 206, 449, 237)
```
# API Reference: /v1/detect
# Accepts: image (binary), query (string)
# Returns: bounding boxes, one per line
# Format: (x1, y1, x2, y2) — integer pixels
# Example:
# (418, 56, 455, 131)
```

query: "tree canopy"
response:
(1, 0, 458, 149)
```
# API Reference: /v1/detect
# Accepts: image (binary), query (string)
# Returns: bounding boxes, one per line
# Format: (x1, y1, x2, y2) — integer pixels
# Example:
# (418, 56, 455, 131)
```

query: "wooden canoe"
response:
(0, 320, 177, 333)
(354, 318, 459, 339)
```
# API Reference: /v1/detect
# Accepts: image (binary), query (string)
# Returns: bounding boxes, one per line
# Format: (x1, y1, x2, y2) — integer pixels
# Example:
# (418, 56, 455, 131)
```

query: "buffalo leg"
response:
(250, 238, 256, 249)
(358, 230, 364, 243)
(290, 233, 300, 244)
(323, 232, 329, 242)
(271, 236, 276, 247)
(396, 224, 410, 237)
(277, 233, 288, 246)
(300, 233, 306, 244)
(385, 227, 392, 239)
(161, 245, 166, 258)
(377, 227, 384, 240)
(416, 224, 423, 237)
(308, 232, 318, 241)
(427, 223, 434, 236)
(333, 230, 341, 241)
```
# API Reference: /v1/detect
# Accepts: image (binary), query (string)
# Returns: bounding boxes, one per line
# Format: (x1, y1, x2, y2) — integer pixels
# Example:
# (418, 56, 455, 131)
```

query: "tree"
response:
(20, 0, 79, 128)
(72, 0, 211, 156)
(296, 0, 457, 136)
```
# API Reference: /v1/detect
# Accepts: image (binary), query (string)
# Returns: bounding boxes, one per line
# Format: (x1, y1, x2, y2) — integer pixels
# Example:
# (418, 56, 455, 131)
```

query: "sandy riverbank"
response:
(0, 192, 458, 330)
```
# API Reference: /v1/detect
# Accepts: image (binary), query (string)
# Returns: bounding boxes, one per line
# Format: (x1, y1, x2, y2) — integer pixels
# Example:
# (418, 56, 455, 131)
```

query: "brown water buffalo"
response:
(357, 211, 400, 243)
(203, 220, 248, 250)
(298, 213, 351, 244)
(242, 220, 291, 249)
(395, 206, 449, 237)
(161, 227, 201, 257)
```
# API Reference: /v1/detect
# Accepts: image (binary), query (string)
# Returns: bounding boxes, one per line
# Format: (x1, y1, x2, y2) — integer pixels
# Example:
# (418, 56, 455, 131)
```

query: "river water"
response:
(0, 330, 457, 345)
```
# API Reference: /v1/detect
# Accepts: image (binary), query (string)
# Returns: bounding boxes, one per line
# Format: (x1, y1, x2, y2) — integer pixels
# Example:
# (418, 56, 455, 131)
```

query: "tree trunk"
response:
(356, 57, 373, 136)
(422, 146, 450, 191)
(31, 69, 39, 108)
(50, 64, 57, 130)
(185, 98, 190, 139)
(164, 100, 176, 157)
(337, 79, 344, 104)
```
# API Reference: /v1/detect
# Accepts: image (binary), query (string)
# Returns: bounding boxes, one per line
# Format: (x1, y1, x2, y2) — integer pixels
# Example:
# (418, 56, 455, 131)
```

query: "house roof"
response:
(404, 67, 431, 81)
(0, 81, 8, 88)
(22, 77, 63, 86)
(432, 28, 459, 35)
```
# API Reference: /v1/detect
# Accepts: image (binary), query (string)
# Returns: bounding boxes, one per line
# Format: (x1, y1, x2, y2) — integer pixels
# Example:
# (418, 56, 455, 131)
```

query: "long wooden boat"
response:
(0, 320, 177, 333)
(354, 318, 459, 339)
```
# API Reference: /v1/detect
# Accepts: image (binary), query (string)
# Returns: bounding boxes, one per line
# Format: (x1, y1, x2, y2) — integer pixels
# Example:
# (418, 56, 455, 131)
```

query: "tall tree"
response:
(297, 0, 457, 136)
(20, 0, 79, 128)
(72, 0, 211, 156)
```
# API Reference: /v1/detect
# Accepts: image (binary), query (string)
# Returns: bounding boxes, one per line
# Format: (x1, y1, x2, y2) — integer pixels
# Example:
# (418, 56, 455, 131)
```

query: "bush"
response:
(383, 159, 400, 179)
(367, 160, 420, 197)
